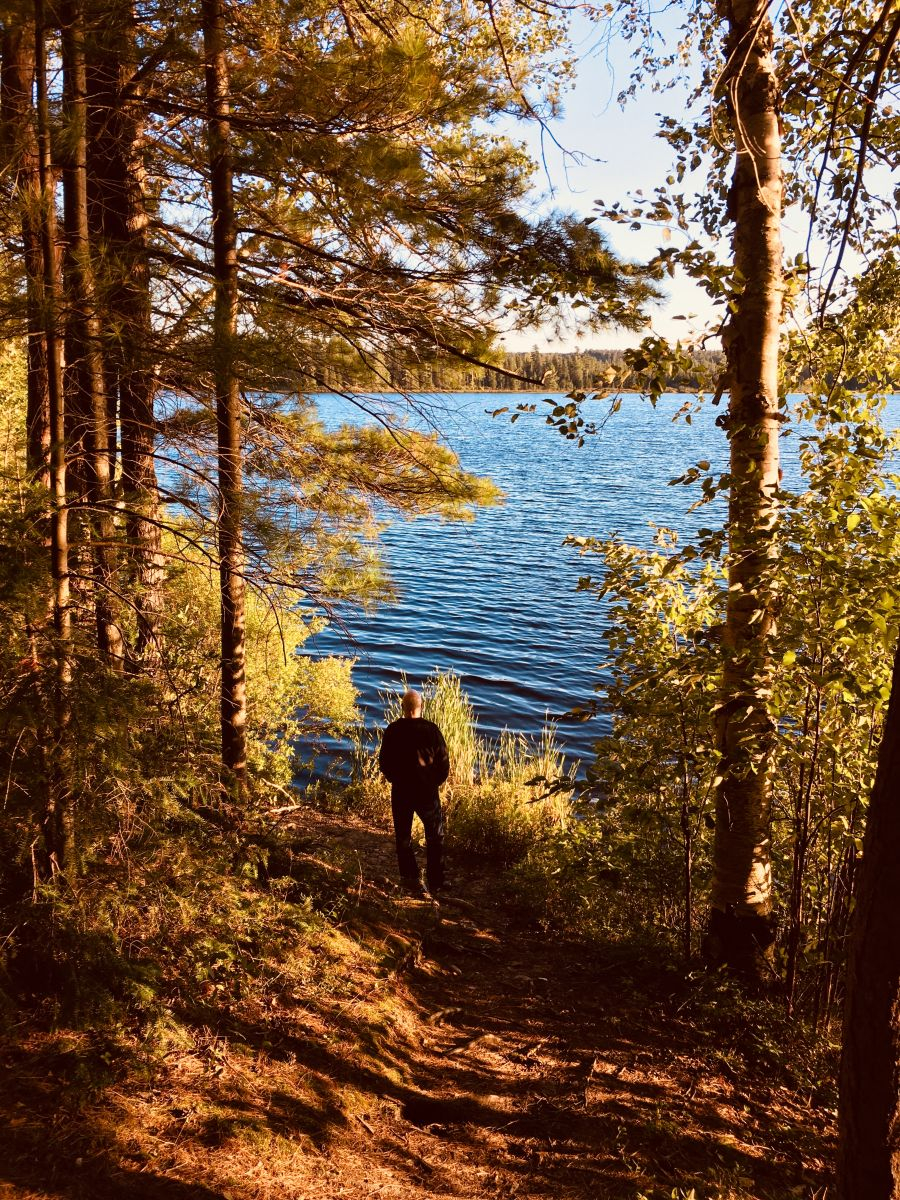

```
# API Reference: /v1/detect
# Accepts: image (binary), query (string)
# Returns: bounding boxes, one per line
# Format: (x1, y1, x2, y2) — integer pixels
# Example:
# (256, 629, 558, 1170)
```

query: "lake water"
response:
(300, 391, 824, 775)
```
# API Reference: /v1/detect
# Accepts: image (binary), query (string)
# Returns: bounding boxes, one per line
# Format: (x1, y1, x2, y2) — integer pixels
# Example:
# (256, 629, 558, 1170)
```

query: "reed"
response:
(422, 671, 480, 786)
(373, 671, 573, 866)
(449, 724, 572, 866)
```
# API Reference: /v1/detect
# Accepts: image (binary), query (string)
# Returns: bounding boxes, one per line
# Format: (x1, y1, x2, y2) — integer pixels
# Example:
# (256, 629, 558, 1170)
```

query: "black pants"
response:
(391, 789, 445, 891)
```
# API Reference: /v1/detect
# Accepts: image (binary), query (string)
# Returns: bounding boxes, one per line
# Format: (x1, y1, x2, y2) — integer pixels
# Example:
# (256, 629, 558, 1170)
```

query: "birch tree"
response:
(597, 0, 900, 985)
(706, 0, 784, 978)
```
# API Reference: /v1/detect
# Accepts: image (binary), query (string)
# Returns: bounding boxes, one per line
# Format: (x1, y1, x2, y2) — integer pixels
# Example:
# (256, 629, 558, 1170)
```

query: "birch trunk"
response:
(202, 0, 247, 794)
(707, 0, 784, 980)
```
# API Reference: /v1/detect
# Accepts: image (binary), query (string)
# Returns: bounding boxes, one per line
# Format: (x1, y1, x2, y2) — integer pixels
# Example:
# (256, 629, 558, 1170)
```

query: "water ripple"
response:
(299, 391, 850, 776)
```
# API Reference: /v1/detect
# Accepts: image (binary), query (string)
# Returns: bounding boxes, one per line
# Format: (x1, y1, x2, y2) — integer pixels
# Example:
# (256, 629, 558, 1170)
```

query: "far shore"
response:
(316, 386, 900, 398)
(320, 387, 709, 397)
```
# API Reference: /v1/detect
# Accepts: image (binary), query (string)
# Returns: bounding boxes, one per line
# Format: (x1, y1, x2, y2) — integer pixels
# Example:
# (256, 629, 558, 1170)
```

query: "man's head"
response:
(401, 689, 423, 718)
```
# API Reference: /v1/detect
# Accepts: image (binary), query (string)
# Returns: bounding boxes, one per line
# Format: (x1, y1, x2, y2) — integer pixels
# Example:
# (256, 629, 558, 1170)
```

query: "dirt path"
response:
(272, 808, 834, 1200)
(0, 805, 834, 1200)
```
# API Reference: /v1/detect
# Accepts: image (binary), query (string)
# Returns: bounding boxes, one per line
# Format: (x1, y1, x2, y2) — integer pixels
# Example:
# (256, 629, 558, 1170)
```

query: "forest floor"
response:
(0, 803, 836, 1200)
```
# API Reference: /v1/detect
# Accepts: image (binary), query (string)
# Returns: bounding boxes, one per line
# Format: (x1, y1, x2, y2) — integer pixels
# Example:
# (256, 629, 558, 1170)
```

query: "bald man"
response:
(378, 689, 450, 897)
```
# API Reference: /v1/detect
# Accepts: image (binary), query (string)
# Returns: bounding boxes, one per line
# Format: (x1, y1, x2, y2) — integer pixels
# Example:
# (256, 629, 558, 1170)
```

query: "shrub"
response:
(568, 376, 900, 1001)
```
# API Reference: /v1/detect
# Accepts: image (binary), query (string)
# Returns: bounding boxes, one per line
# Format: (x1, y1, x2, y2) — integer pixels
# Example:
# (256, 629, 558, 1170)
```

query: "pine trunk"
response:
(59, 0, 124, 668)
(837, 642, 900, 1196)
(35, 0, 74, 875)
(707, 0, 784, 980)
(85, 0, 164, 670)
(202, 0, 247, 795)
(0, 15, 50, 486)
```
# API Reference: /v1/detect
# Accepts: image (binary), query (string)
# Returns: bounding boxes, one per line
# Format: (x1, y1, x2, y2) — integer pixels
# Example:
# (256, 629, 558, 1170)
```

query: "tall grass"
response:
(347, 670, 574, 867)
(450, 722, 572, 866)
(382, 671, 479, 786)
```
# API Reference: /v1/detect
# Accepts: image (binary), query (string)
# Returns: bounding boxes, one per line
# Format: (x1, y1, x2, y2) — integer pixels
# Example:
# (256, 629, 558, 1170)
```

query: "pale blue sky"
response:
(501, 7, 869, 355)
(500, 10, 717, 352)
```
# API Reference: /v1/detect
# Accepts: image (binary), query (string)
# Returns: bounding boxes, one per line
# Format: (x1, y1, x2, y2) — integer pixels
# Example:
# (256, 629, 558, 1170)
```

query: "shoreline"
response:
(307, 387, 709, 397)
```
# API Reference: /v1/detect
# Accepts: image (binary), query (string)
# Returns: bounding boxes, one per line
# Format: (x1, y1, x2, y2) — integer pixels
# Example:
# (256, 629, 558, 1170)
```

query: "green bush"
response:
(160, 546, 359, 790)
(566, 369, 900, 993)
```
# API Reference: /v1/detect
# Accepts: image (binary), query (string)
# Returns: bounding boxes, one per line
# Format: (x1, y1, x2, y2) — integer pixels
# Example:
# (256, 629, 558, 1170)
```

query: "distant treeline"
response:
(312, 347, 726, 394)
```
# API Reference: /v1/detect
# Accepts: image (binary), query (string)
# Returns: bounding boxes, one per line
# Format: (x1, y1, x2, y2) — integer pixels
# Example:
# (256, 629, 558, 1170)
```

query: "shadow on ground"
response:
(0, 806, 834, 1199)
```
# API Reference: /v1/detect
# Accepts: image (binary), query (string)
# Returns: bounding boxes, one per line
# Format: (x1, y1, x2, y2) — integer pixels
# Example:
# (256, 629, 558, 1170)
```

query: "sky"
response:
(499, 6, 881, 357)
(499, 10, 716, 353)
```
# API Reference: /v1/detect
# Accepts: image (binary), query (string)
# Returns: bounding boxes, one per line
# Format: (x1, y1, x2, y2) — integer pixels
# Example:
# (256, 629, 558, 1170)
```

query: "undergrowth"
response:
(338, 669, 573, 868)
(2, 811, 336, 1032)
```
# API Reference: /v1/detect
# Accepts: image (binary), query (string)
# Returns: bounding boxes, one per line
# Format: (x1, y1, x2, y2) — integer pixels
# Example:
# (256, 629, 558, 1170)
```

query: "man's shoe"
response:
(401, 877, 428, 898)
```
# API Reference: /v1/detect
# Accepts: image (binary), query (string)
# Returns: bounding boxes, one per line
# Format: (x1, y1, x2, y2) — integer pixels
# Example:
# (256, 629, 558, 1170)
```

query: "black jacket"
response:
(378, 717, 450, 797)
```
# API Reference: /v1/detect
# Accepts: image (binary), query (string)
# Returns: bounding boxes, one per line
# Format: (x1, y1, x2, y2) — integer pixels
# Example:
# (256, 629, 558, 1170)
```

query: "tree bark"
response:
(837, 640, 900, 1197)
(85, 0, 164, 671)
(1, 12, 51, 486)
(707, 0, 784, 981)
(35, 0, 74, 875)
(58, 0, 124, 668)
(202, 0, 247, 795)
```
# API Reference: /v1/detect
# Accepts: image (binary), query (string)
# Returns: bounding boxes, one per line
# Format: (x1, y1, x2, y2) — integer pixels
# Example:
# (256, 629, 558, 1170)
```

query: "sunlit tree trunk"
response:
(202, 0, 247, 795)
(85, 0, 164, 671)
(59, 0, 124, 668)
(0, 12, 50, 486)
(707, 0, 784, 981)
(837, 639, 900, 1196)
(35, 0, 74, 875)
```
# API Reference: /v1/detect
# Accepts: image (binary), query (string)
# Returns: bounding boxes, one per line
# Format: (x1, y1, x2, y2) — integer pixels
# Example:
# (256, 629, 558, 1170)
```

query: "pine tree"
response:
(35, 0, 74, 874)
(59, 0, 124, 666)
(84, 0, 165, 670)
(201, 0, 247, 795)
(0, 6, 49, 484)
